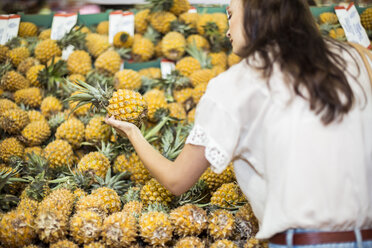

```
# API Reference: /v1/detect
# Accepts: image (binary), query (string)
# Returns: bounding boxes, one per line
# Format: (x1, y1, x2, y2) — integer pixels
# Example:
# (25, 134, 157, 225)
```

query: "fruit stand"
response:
(0, 0, 371, 247)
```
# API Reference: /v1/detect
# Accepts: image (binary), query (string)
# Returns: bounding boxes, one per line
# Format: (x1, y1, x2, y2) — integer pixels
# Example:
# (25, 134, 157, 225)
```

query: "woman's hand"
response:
(104, 115, 139, 138)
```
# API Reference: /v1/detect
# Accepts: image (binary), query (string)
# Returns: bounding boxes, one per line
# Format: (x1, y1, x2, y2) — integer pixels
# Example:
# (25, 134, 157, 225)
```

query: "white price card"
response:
(0, 15, 20, 45)
(161, 59, 176, 79)
(109, 10, 134, 44)
(51, 13, 78, 40)
(62, 45, 75, 60)
(188, 6, 197, 13)
(335, 3, 371, 49)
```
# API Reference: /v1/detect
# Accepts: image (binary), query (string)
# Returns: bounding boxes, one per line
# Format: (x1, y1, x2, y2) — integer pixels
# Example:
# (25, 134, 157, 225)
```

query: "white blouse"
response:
(186, 44, 372, 239)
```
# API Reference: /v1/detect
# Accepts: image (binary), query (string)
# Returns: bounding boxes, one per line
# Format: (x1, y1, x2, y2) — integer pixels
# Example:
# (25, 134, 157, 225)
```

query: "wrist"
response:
(127, 124, 141, 140)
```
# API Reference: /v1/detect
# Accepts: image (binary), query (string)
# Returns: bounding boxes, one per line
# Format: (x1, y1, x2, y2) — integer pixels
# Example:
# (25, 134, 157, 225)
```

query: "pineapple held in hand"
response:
(68, 80, 147, 127)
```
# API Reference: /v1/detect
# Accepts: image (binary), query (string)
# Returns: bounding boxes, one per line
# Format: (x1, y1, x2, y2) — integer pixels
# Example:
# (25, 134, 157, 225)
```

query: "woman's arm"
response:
(106, 116, 210, 196)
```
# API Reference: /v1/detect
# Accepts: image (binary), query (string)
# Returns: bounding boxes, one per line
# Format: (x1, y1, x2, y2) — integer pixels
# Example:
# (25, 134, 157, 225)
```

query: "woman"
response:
(106, 0, 372, 247)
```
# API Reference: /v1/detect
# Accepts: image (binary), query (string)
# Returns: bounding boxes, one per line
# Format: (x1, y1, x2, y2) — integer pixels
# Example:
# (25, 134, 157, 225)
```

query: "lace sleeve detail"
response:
(186, 125, 230, 174)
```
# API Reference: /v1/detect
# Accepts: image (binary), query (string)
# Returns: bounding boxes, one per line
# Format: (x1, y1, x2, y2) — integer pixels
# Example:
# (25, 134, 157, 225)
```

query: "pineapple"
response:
(26, 64, 45, 87)
(210, 239, 238, 248)
(76, 187, 121, 216)
(27, 109, 47, 123)
(187, 107, 195, 123)
(168, 102, 186, 120)
(122, 186, 143, 216)
(150, 11, 177, 34)
(170, 204, 208, 237)
(210, 51, 227, 69)
(34, 188, 75, 243)
(0, 108, 30, 134)
(17, 57, 40, 75)
(113, 31, 134, 48)
(21, 120, 51, 146)
(114, 69, 142, 91)
(38, 29, 51, 40)
(176, 56, 201, 77)
(140, 178, 174, 207)
(84, 242, 106, 248)
(96, 21, 109, 35)
(189, 69, 214, 87)
(179, 12, 198, 29)
(244, 238, 269, 248)
(196, 14, 215, 35)
(162, 31, 187, 61)
(40, 96, 63, 118)
(192, 82, 208, 104)
(132, 27, 159, 62)
(114, 152, 152, 185)
(211, 13, 229, 34)
(14, 87, 43, 108)
(34, 39, 62, 63)
(68, 91, 92, 117)
(85, 33, 110, 58)
(234, 203, 259, 240)
(139, 204, 173, 246)
(85, 116, 112, 144)
(135, 9, 151, 34)
(67, 50, 92, 76)
(187, 34, 210, 51)
(173, 87, 194, 106)
(77, 151, 111, 178)
(201, 163, 234, 191)
(18, 22, 38, 37)
(68, 81, 148, 127)
(0, 210, 36, 247)
(94, 50, 121, 76)
(25, 146, 43, 158)
(170, 0, 190, 15)
(101, 212, 138, 247)
(1, 70, 30, 91)
(319, 12, 338, 25)
(50, 240, 79, 248)
(43, 139, 74, 169)
(361, 8, 372, 31)
(174, 236, 205, 248)
(68, 73, 86, 84)
(139, 67, 162, 79)
(211, 182, 246, 208)
(208, 209, 235, 240)
(16, 196, 39, 217)
(69, 210, 103, 244)
(143, 88, 169, 123)
(0, 45, 10, 63)
(55, 118, 85, 149)
(8, 46, 30, 67)
(228, 53, 242, 67)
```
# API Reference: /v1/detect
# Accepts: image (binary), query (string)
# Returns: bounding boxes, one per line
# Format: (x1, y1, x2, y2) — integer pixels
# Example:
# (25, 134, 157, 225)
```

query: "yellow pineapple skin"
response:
(102, 212, 138, 247)
(114, 69, 142, 91)
(26, 64, 45, 87)
(174, 236, 205, 248)
(107, 89, 147, 126)
(143, 89, 168, 123)
(18, 22, 38, 37)
(201, 163, 234, 191)
(67, 50, 92, 76)
(113, 31, 134, 48)
(85, 116, 111, 144)
(55, 118, 85, 149)
(139, 211, 173, 246)
(196, 14, 215, 35)
(210, 51, 227, 69)
(69, 91, 92, 117)
(170, 204, 208, 237)
(122, 200, 143, 216)
(8, 46, 30, 67)
(50, 239, 79, 248)
(187, 107, 195, 123)
(135, 9, 150, 34)
(179, 12, 198, 29)
(210, 239, 238, 248)
(43, 139, 74, 169)
(228, 53, 242, 67)
(38, 29, 51, 40)
(0, 45, 10, 63)
(189, 69, 214, 87)
(132, 37, 155, 62)
(85, 33, 110, 58)
(25, 146, 43, 158)
(77, 152, 110, 178)
(70, 210, 103, 245)
(235, 202, 259, 239)
(21, 120, 51, 146)
(208, 209, 235, 240)
(244, 238, 269, 248)
(27, 110, 46, 123)
(0, 108, 30, 134)
(1, 70, 30, 92)
(139, 67, 162, 79)
(14, 87, 42, 108)
(187, 34, 210, 51)
(212, 12, 228, 33)
(192, 82, 208, 104)
(170, 0, 190, 15)
(17, 57, 40, 75)
(319, 12, 338, 25)
(16, 197, 39, 217)
(211, 182, 246, 208)
(40, 96, 63, 118)
(150, 11, 177, 34)
(0, 99, 18, 113)
(140, 178, 174, 207)
(361, 8, 372, 31)
(96, 21, 109, 35)
(34, 39, 62, 63)
(168, 102, 186, 120)
(173, 87, 193, 105)
(94, 50, 121, 76)
(176, 56, 201, 77)
(162, 32, 186, 61)
(114, 153, 152, 184)
(0, 210, 36, 247)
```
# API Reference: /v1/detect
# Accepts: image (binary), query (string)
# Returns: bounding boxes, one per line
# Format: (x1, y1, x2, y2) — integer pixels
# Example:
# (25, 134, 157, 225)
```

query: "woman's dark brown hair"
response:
(240, 0, 359, 125)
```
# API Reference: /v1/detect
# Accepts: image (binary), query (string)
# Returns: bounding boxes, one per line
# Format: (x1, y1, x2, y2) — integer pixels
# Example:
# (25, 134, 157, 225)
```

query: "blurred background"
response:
(0, 0, 371, 15)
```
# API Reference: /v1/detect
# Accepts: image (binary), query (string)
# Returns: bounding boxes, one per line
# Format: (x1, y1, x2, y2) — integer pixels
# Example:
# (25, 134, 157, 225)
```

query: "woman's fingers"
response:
(105, 115, 120, 128)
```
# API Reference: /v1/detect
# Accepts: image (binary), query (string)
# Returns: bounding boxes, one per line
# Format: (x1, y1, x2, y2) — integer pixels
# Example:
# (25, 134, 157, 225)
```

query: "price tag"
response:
(0, 15, 20, 45)
(62, 45, 75, 60)
(109, 11, 134, 44)
(335, 3, 371, 49)
(161, 59, 175, 79)
(188, 6, 197, 13)
(51, 13, 78, 40)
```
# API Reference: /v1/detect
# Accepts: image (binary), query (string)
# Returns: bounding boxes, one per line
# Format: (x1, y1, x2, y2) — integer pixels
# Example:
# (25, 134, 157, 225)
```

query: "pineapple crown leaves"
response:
(143, 25, 161, 44)
(65, 79, 112, 115)
(96, 140, 120, 160)
(123, 186, 142, 203)
(38, 58, 69, 93)
(186, 41, 212, 69)
(144, 202, 170, 214)
(147, 0, 174, 13)
(0, 165, 23, 192)
(48, 112, 66, 130)
(141, 115, 174, 142)
(116, 47, 132, 60)
(149, 71, 191, 99)
(92, 167, 132, 196)
(175, 179, 209, 206)
(5, 37, 29, 49)
(161, 123, 188, 161)
(58, 25, 88, 50)
(170, 20, 197, 37)
(86, 70, 114, 87)
(22, 171, 50, 202)
(60, 167, 95, 193)
(0, 61, 13, 79)
(23, 153, 50, 178)
(319, 23, 341, 35)
(204, 22, 231, 53)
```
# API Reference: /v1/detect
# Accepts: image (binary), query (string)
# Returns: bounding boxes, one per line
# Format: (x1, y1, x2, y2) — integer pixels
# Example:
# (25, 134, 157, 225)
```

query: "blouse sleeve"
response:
(186, 94, 241, 174)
